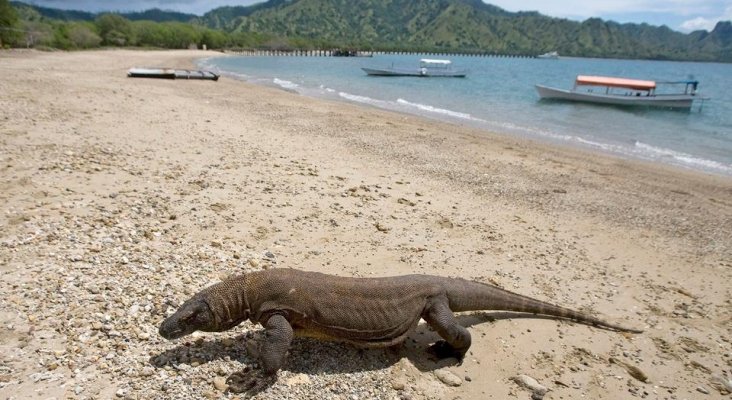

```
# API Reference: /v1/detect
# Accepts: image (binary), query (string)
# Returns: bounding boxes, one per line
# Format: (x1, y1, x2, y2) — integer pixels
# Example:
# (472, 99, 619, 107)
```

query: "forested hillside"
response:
(220, 0, 732, 61)
(3, 0, 731, 62)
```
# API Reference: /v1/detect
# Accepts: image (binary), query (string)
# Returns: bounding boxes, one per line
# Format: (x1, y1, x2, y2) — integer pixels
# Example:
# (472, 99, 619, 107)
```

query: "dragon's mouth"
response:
(159, 327, 185, 340)
(159, 319, 192, 340)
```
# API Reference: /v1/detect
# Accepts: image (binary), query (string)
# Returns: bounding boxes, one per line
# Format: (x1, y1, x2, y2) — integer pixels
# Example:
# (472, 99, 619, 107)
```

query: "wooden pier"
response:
(225, 49, 536, 58)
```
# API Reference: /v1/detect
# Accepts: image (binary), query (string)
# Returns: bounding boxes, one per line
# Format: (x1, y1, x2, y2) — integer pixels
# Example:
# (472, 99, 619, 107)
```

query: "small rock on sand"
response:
(213, 376, 228, 391)
(434, 369, 462, 386)
(512, 374, 548, 397)
(284, 373, 312, 386)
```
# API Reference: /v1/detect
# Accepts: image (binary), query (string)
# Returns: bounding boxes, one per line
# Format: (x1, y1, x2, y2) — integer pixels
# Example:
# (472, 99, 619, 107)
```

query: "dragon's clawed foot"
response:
(427, 340, 465, 365)
(226, 365, 275, 394)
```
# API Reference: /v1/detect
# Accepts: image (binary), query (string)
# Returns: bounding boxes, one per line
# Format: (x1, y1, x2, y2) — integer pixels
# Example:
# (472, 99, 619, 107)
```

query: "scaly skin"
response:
(159, 268, 642, 392)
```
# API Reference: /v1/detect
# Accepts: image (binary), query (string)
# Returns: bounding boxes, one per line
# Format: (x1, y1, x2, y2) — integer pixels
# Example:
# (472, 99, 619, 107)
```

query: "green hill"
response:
(120, 9, 197, 23)
(194, 0, 292, 30)
(7, 0, 732, 61)
(219, 0, 732, 61)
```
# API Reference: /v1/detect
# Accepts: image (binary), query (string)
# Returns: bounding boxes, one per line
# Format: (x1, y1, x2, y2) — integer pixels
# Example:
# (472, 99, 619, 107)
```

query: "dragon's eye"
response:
(182, 312, 197, 322)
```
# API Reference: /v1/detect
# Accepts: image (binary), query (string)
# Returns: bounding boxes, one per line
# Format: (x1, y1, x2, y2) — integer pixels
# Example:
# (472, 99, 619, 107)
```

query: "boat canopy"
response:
(420, 59, 452, 65)
(576, 75, 656, 90)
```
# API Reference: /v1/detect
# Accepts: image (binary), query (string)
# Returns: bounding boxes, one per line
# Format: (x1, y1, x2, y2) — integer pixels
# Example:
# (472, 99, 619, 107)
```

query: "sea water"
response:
(200, 54, 732, 176)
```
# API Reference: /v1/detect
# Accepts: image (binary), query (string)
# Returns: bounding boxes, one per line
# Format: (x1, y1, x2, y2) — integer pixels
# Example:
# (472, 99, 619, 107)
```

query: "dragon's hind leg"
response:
(422, 296, 471, 362)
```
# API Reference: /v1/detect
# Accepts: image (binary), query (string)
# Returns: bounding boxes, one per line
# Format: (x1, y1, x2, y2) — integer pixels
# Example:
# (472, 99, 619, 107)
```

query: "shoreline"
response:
(1, 49, 730, 399)
(199, 53, 732, 178)
(208, 55, 732, 187)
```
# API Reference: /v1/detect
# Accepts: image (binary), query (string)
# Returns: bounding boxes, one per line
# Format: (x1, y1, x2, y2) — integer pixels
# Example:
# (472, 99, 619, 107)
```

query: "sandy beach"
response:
(1, 49, 730, 399)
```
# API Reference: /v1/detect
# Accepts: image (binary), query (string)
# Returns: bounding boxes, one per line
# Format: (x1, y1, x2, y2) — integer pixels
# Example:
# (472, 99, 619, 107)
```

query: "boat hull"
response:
(537, 51, 559, 59)
(535, 84, 694, 109)
(361, 67, 467, 78)
(128, 68, 219, 81)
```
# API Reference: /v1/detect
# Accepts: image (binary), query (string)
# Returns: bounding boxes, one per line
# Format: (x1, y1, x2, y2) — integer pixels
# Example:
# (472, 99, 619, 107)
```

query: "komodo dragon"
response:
(159, 268, 641, 392)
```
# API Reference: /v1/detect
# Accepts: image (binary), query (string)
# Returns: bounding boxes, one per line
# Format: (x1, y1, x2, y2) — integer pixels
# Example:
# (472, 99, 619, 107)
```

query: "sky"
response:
(23, 0, 732, 32)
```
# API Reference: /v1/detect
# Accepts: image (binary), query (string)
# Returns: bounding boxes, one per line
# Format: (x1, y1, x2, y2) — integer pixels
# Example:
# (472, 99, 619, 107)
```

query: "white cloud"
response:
(680, 16, 717, 31)
(486, 0, 722, 19)
(679, 5, 732, 31)
(485, 0, 731, 32)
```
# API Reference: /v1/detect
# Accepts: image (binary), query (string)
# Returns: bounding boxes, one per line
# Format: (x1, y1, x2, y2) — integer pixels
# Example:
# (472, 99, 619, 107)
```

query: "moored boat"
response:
(127, 67, 219, 81)
(537, 51, 559, 59)
(536, 75, 705, 110)
(362, 59, 467, 77)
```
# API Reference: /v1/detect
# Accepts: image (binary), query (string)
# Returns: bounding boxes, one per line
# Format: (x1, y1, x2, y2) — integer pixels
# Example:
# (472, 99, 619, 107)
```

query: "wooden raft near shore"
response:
(127, 67, 219, 81)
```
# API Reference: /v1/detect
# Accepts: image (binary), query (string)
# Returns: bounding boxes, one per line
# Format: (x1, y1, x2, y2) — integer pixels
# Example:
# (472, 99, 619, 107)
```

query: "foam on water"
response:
(338, 92, 391, 108)
(575, 137, 628, 153)
(493, 121, 577, 142)
(486, 120, 732, 174)
(634, 142, 732, 174)
(319, 84, 336, 93)
(273, 78, 299, 90)
(396, 98, 484, 121)
(197, 57, 218, 70)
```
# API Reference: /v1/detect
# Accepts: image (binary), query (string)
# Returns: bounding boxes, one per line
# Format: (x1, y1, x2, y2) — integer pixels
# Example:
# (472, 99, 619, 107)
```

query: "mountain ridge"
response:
(9, 1, 197, 22)
(8, 0, 732, 62)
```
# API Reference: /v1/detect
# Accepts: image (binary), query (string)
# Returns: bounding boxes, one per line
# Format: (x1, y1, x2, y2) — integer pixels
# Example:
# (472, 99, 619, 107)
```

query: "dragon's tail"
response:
(443, 277, 643, 333)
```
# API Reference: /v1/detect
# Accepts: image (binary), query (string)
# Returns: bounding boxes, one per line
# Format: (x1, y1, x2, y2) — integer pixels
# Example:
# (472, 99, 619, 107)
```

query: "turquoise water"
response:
(200, 54, 732, 176)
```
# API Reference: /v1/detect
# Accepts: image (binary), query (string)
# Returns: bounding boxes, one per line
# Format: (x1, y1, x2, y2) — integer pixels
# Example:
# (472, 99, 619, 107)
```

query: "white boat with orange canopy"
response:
(536, 75, 705, 109)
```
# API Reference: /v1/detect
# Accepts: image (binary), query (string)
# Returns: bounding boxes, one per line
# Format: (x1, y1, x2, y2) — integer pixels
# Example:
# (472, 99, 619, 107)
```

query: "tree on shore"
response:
(1, 0, 21, 47)
(95, 13, 133, 46)
(67, 22, 102, 48)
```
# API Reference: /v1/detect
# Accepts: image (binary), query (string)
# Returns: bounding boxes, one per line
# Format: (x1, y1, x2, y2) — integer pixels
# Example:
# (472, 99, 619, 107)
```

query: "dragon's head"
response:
(158, 296, 216, 340)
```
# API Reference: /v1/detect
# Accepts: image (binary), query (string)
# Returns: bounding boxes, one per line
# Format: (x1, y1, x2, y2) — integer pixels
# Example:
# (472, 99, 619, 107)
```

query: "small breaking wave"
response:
(634, 142, 732, 174)
(396, 99, 484, 121)
(575, 137, 628, 153)
(319, 84, 336, 93)
(496, 121, 576, 142)
(338, 92, 391, 107)
(273, 78, 299, 90)
(485, 122, 732, 175)
(196, 57, 217, 70)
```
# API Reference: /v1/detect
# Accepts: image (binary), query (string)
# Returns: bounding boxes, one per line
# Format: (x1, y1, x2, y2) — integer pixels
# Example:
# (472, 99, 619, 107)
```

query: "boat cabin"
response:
(419, 59, 452, 68)
(418, 59, 454, 76)
(574, 75, 657, 96)
(362, 58, 467, 77)
(573, 75, 699, 97)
